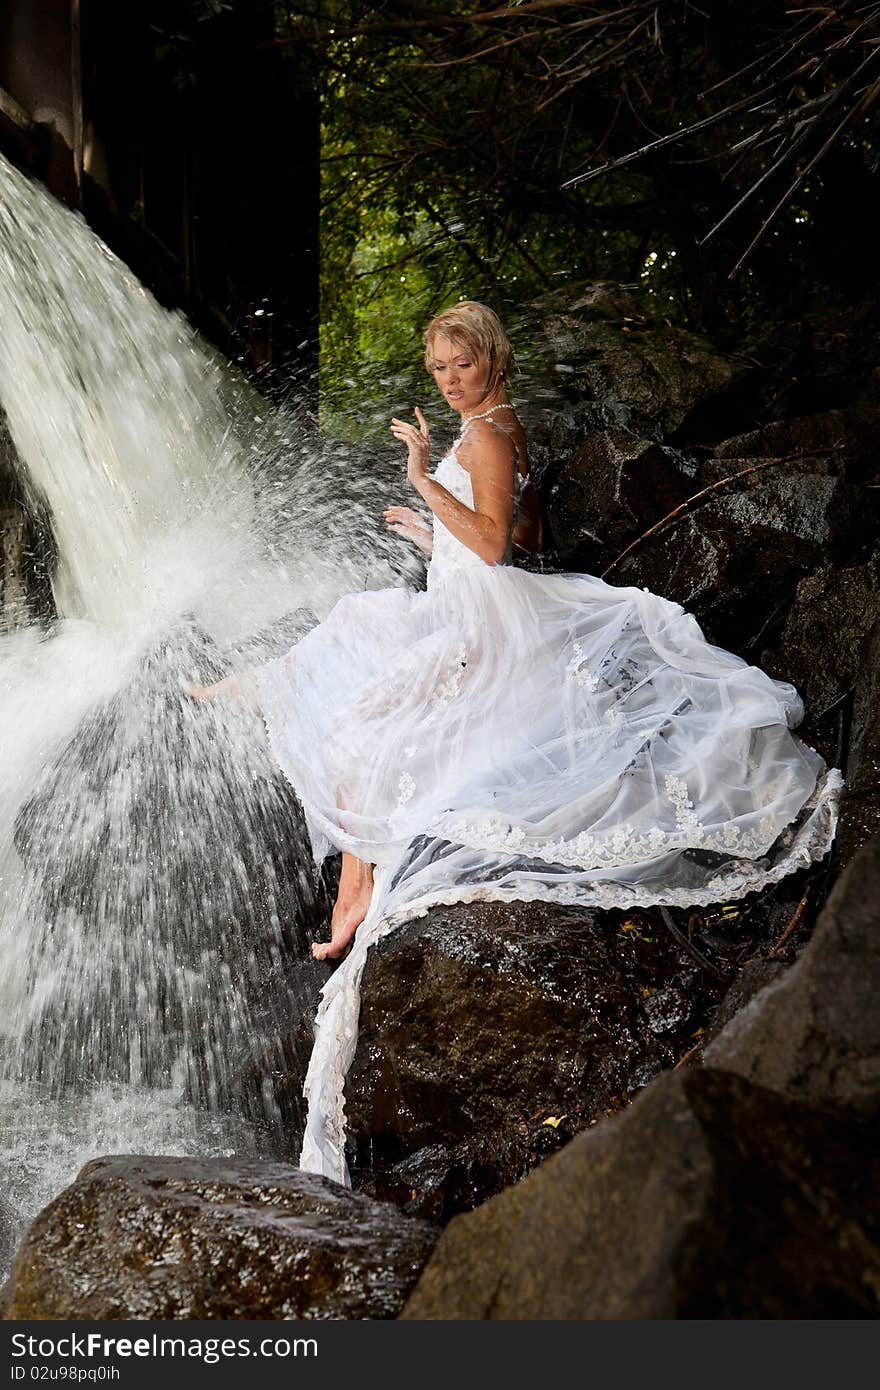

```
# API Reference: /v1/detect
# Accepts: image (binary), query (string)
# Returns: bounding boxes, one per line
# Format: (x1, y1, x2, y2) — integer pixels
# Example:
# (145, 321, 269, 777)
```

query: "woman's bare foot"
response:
(184, 675, 241, 703)
(312, 859, 374, 961)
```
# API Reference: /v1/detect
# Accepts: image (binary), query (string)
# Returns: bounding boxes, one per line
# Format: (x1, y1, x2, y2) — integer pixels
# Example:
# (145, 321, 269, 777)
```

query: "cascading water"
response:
(0, 150, 417, 1269)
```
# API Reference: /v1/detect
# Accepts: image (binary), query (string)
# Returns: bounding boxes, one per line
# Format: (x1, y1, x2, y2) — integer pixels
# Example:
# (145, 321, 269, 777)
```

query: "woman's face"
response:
(429, 335, 492, 416)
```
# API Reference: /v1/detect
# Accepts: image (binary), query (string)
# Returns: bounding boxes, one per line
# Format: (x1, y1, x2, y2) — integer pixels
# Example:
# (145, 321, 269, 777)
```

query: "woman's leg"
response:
(312, 850, 374, 961)
(188, 661, 375, 961)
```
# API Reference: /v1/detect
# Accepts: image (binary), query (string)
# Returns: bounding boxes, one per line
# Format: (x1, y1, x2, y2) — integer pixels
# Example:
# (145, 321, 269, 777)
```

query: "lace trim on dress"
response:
(298, 765, 841, 1187)
(426, 768, 842, 871)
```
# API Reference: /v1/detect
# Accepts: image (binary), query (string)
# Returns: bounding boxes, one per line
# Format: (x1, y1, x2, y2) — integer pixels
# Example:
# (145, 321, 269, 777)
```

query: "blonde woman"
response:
(192, 300, 840, 968)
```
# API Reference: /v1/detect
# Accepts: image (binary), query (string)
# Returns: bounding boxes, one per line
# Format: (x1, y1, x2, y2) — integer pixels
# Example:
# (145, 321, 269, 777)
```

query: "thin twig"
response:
(742, 594, 792, 654)
(659, 908, 730, 982)
(728, 59, 880, 275)
(600, 446, 839, 580)
(698, 85, 841, 245)
(768, 886, 811, 956)
(673, 1039, 704, 1070)
(560, 76, 800, 190)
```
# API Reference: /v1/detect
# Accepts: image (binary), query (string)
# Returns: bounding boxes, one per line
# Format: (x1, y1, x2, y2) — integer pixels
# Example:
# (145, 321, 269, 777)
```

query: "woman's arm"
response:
(391, 410, 515, 566)
(383, 505, 434, 556)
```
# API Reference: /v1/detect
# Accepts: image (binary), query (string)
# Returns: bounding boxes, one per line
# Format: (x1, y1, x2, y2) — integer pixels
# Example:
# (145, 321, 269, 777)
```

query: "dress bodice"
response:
(427, 426, 529, 586)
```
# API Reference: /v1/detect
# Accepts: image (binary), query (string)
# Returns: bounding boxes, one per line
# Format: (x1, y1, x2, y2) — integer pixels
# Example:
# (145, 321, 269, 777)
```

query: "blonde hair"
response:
(423, 301, 515, 389)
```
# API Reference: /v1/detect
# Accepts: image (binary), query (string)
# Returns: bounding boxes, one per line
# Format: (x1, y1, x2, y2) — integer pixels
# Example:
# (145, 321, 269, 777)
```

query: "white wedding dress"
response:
(255, 415, 842, 1184)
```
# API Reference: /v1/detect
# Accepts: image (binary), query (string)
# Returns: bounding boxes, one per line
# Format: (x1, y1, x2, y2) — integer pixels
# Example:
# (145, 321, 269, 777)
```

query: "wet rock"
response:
(704, 835, 880, 1115)
(616, 473, 872, 649)
(837, 621, 880, 866)
(0, 412, 55, 622)
(3, 1156, 436, 1320)
(215, 956, 328, 1137)
(0, 507, 29, 624)
(0, 1196, 19, 1279)
(402, 1068, 880, 1319)
(356, 1112, 589, 1227)
(539, 427, 693, 570)
(534, 284, 740, 438)
(552, 281, 645, 325)
(357, 1133, 526, 1227)
(344, 900, 722, 1210)
(770, 556, 880, 720)
(712, 404, 880, 484)
(703, 958, 789, 1046)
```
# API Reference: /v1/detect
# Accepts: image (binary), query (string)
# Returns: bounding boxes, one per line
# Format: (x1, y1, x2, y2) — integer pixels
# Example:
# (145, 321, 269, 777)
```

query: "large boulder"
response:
(712, 404, 880, 484)
(614, 473, 873, 649)
(533, 284, 741, 439)
(704, 836, 880, 1114)
(403, 840, 880, 1316)
(770, 555, 880, 720)
(836, 621, 880, 866)
(343, 898, 755, 1215)
(538, 426, 694, 572)
(3, 1156, 436, 1320)
(401, 1068, 880, 1319)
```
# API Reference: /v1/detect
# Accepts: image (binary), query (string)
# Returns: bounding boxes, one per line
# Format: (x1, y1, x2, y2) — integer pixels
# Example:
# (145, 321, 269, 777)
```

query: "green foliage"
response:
(293, 1, 880, 431)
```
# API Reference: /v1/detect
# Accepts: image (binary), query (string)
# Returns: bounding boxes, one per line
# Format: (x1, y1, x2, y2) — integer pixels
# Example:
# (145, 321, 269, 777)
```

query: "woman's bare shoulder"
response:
(455, 417, 520, 475)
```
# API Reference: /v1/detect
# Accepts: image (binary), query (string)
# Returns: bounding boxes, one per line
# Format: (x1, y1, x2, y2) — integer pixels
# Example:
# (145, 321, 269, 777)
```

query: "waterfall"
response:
(0, 151, 412, 1261)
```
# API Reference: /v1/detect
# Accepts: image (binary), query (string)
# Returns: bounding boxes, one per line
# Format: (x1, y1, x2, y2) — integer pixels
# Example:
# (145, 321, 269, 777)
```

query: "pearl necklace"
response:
(461, 402, 516, 424)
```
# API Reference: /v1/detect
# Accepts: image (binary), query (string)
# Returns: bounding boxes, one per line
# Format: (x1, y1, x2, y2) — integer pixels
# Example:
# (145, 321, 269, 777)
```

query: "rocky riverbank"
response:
(3, 281, 879, 1317)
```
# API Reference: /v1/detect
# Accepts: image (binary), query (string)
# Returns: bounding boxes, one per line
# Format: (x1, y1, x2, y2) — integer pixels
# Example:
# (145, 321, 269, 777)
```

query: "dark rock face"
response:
(401, 841, 880, 1317)
(615, 473, 875, 650)
(704, 836, 880, 1115)
(773, 556, 880, 720)
(401, 1068, 880, 1319)
(344, 899, 728, 1214)
(702, 958, 789, 1046)
(534, 285, 740, 439)
(0, 412, 55, 623)
(837, 619, 880, 866)
(712, 405, 880, 484)
(539, 427, 694, 571)
(3, 1156, 436, 1321)
(527, 302, 880, 666)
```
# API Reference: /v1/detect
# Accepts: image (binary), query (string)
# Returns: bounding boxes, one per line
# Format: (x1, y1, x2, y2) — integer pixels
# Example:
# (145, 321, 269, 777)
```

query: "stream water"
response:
(0, 151, 417, 1270)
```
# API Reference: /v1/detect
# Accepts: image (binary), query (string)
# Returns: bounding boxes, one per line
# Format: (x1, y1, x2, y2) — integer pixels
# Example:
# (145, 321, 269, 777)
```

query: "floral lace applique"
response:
(435, 643, 468, 704)
(665, 774, 703, 837)
(396, 771, 416, 810)
(566, 641, 600, 692)
(389, 770, 417, 834)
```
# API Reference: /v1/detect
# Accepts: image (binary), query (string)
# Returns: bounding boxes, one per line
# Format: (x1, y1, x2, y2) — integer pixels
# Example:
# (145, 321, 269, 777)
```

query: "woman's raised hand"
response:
(383, 504, 433, 555)
(390, 406, 430, 484)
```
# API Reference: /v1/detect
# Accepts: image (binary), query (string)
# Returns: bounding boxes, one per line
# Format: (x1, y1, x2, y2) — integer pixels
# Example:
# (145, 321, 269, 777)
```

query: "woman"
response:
(194, 299, 841, 944)
(192, 301, 841, 1179)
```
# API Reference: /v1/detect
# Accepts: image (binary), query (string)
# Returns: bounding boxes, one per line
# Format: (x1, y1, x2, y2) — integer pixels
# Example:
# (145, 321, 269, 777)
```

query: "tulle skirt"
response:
(255, 561, 841, 921)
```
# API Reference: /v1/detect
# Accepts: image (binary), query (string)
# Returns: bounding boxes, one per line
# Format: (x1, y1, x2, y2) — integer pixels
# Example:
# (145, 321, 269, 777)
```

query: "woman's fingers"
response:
(391, 412, 429, 439)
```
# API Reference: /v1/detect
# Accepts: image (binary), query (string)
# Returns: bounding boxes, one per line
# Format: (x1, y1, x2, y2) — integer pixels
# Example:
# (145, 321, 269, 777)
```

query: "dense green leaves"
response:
(301, 2, 880, 431)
